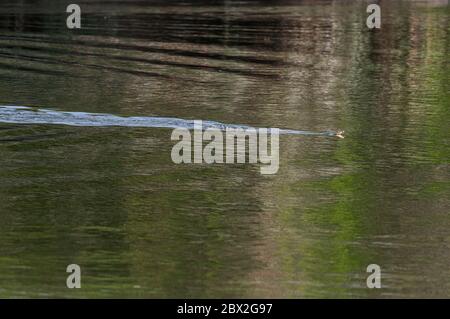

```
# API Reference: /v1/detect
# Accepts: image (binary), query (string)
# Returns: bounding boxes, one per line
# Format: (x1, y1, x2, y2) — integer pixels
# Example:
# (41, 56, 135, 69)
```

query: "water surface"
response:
(0, 0, 449, 298)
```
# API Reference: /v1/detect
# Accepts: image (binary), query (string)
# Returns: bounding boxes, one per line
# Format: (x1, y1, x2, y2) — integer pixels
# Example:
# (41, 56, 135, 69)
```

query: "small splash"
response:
(0, 105, 344, 138)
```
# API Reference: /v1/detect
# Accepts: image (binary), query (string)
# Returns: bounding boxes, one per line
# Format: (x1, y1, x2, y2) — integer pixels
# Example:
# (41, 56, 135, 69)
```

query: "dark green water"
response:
(0, 0, 448, 298)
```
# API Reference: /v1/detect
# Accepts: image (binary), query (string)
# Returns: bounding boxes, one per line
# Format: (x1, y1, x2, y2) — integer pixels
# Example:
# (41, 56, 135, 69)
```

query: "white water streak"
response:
(0, 106, 343, 137)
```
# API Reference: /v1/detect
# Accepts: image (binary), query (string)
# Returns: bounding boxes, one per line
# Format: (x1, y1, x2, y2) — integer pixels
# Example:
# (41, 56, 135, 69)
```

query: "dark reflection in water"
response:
(0, 0, 448, 298)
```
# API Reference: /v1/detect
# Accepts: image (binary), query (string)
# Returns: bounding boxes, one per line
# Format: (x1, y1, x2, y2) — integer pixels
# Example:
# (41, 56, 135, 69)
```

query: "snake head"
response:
(336, 130, 345, 139)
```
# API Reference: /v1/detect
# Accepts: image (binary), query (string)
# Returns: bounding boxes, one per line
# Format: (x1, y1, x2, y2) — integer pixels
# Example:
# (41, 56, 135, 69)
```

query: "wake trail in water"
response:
(0, 106, 344, 138)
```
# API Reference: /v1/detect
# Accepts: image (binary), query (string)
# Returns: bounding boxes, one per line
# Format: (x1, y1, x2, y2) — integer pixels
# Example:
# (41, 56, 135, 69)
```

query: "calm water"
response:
(0, 0, 448, 298)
